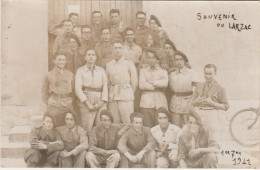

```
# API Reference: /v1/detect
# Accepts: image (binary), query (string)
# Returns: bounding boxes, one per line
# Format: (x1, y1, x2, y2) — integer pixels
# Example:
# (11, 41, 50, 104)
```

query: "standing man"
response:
(91, 11, 103, 44)
(95, 27, 114, 68)
(53, 19, 74, 55)
(79, 25, 95, 56)
(151, 107, 181, 168)
(139, 50, 168, 127)
(118, 112, 156, 168)
(57, 112, 88, 167)
(41, 53, 74, 127)
(122, 27, 142, 68)
(192, 64, 229, 138)
(169, 51, 198, 128)
(106, 41, 138, 124)
(178, 109, 220, 168)
(109, 9, 125, 42)
(24, 114, 64, 167)
(75, 49, 108, 131)
(85, 110, 121, 168)
(68, 12, 81, 39)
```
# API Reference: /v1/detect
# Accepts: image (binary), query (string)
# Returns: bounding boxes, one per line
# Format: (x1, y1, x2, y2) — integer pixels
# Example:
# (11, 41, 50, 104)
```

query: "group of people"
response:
(24, 9, 229, 168)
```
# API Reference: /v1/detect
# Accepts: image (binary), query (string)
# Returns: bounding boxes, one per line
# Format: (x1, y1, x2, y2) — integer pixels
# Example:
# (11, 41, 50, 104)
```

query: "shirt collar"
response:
(125, 42, 136, 48)
(177, 66, 188, 74)
(67, 125, 76, 133)
(100, 125, 112, 134)
(53, 66, 64, 75)
(84, 64, 97, 71)
(131, 127, 144, 136)
(113, 58, 124, 64)
(39, 126, 55, 141)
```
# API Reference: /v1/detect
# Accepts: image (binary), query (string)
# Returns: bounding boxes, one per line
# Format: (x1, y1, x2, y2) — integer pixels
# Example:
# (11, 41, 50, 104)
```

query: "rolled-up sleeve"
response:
(75, 68, 87, 102)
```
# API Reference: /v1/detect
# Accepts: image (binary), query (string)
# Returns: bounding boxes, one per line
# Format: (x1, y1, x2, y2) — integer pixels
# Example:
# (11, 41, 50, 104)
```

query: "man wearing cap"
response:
(75, 49, 108, 131)
(106, 41, 138, 124)
(178, 109, 220, 168)
(91, 11, 103, 44)
(53, 19, 74, 55)
(109, 9, 125, 42)
(118, 112, 156, 168)
(85, 110, 121, 168)
(139, 50, 168, 127)
(169, 50, 198, 128)
(95, 27, 114, 68)
(41, 53, 74, 127)
(57, 112, 88, 167)
(24, 114, 64, 167)
(151, 107, 181, 168)
(192, 64, 229, 139)
(134, 11, 160, 48)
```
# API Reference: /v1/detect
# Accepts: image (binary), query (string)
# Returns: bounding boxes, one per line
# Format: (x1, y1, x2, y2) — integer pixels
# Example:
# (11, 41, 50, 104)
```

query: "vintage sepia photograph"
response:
(1, 0, 260, 168)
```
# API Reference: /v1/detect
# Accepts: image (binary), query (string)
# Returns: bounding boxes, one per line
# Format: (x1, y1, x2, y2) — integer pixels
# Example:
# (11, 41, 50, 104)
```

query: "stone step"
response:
(30, 115, 43, 128)
(1, 158, 27, 168)
(9, 125, 31, 143)
(1, 136, 30, 158)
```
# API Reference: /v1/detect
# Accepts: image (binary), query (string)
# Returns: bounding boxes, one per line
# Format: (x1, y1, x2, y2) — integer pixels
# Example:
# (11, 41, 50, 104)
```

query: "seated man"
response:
(24, 114, 64, 167)
(151, 107, 181, 168)
(118, 112, 156, 168)
(178, 109, 220, 168)
(57, 112, 88, 167)
(85, 110, 121, 168)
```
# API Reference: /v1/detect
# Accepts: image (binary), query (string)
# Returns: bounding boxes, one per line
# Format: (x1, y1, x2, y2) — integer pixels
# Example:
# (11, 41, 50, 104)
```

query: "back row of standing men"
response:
(26, 9, 229, 168)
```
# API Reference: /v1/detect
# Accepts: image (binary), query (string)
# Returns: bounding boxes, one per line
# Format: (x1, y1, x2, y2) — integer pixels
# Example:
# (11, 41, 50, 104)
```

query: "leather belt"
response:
(142, 88, 165, 93)
(51, 93, 72, 98)
(82, 86, 102, 92)
(172, 91, 193, 97)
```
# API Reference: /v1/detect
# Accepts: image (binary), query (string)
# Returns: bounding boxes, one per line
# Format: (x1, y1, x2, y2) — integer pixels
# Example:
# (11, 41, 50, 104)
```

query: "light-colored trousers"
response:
(108, 100, 134, 124)
(85, 151, 120, 168)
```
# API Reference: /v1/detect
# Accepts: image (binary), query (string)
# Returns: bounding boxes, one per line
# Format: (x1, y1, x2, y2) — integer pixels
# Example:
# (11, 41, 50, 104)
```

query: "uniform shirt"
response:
(193, 81, 229, 110)
(88, 124, 122, 155)
(95, 42, 114, 68)
(151, 124, 181, 151)
(122, 42, 142, 66)
(53, 32, 71, 55)
(118, 126, 156, 154)
(109, 21, 125, 42)
(75, 65, 108, 104)
(106, 58, 138, 102)
(41, 66, 74, 107)
(138, 47, 166, 69)
(29, 126, 64, 153)
(178, 127, 220, 161)
(57, 125, 89, 155)
(59, 46, 82, 73)
(139, 64, 168, 109)
(169, 67, 198, 113)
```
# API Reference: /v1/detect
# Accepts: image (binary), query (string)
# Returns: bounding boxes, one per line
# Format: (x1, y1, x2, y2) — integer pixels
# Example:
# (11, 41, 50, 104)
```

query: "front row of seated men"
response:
(25, 108, 220, 168)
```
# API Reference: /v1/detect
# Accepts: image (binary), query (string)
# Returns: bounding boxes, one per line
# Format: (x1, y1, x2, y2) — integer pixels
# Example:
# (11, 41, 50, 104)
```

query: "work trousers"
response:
(170, 112, 188, 129)
(24, 149, 60, 168)
(59, 150, 86, 168)
(140, 108, 158, 128)
(85, 151, 120, 168)
(108, 100, 134, 124)
(47, 104, 74, 127)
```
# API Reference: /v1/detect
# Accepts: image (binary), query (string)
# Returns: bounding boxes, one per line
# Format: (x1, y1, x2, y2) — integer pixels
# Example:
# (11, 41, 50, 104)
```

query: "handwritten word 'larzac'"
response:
(197, 13, 252, 32)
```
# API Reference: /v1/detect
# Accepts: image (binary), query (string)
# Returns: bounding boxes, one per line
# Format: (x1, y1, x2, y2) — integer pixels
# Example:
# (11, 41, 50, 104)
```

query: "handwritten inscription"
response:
(220, 150, 252, 166)
(197, 13, 252, 32)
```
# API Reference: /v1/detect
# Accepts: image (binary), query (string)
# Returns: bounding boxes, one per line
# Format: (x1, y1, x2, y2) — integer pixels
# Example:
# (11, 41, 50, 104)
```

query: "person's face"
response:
(53, 55, 66, 68)
(149, 19, 159, 31)
(63, 21, 73, 33)
(175, 55, 185, 69)
(65, 113, 76, 129)
(43, 116, 54, 131)
(113, 43, 123, 60)
(85, 50, 97, 64)
(157, 112, 169, 129)
(110, 13, 120, 25)
(69, 38, 79, 51)
(132, 117, 143, 131)
(146, 35, 154, 46)
(136, 14, 146, 26)
(101, 29, 111, 42)
(158, 30, 165, 40)
(204, 67, 216, 82)
(70, 15, 78, 26)
(93, 13, 102, 25)
(125, 30, 135, 43)
(187, 116, 199, 134)
(147, 52, 157, 66)
(101, 115, 112, 129)
(81, 27, 92, 41)
(165, 44, 174, 56)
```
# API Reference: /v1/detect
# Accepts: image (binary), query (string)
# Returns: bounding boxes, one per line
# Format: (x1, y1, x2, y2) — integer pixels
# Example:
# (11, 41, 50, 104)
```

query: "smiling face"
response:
(93, 12, 102, 25)
(125, 30, 135, 43)
(85, 50, 97, 64)
(204, 67, 216, 82)
(157, 112, 169, 129)
(132, 117, 143, 132)
(136, 13, 146, 26)
(53, 54, 66, 69)
(65, 113, 76, 129)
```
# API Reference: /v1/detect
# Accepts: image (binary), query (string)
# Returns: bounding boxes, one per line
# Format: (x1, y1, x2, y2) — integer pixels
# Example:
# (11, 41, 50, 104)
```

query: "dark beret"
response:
(165, 39, 177, 51)
(174, 50, 188, 63)
(150, 15, 162, 27)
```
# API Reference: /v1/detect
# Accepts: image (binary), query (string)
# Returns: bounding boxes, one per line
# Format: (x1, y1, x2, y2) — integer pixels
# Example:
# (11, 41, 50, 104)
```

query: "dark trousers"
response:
(170, 112, 188, 128)
(140, 108, 158, 128)
(59, 150, 86, 168)
(24, 149, 60, 168)
(185, 152, 218, 168)
(47, 104, 74, 127)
